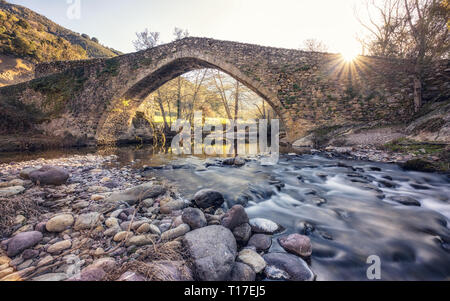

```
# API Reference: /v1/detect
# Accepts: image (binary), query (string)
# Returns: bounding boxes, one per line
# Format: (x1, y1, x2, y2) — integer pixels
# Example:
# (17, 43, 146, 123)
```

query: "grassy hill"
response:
(0, 0, 121, 63)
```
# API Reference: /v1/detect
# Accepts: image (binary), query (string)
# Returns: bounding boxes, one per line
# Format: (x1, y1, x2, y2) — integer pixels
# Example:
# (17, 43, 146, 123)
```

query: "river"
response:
(1, 144, 449, 281)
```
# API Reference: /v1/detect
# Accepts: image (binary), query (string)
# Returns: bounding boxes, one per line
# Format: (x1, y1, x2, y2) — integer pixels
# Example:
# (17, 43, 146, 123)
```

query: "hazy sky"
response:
(8, 0, 362, 55)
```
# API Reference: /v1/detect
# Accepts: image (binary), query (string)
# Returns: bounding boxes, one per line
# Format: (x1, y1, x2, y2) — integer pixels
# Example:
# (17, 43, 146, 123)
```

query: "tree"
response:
(302, 38, 329, 52)
(173, 27, 189, 40)
(355, 0, 449, 111)
(133, 28, 161, 51)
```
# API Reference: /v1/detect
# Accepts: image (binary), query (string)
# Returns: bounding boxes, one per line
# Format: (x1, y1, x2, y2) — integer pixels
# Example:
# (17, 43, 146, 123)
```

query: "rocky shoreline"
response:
(0, 154, 315, 281)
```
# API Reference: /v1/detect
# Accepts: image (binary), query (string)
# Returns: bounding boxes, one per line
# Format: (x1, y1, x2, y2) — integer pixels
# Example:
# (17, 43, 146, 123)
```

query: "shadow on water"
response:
(1, 144, 449, 280)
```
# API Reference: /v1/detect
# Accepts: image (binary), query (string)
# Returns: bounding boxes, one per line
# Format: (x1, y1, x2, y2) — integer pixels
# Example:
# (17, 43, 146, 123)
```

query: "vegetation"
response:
(356, 0, 449, 111)
(0, 0, 121, 62)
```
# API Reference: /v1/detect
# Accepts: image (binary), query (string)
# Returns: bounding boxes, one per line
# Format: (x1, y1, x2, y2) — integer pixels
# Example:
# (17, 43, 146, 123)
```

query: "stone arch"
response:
(95, 51, 287, 144)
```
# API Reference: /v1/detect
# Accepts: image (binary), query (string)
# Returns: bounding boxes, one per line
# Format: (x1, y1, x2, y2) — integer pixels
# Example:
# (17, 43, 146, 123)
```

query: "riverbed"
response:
(1, 144, 449, 281)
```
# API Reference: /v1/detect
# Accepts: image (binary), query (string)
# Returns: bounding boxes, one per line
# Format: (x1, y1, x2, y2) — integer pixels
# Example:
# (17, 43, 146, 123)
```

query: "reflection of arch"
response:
(95, 52, 287, 144)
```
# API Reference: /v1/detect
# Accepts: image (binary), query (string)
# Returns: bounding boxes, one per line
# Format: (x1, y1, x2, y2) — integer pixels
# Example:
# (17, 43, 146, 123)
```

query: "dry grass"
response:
(0, 197, 44, 237)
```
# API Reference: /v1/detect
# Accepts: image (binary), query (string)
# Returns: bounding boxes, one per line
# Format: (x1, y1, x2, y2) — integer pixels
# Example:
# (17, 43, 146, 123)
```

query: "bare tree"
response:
(302, 39, 329, 52)
(356, 0, 449, 111)
(173, 27, 190, 40)
(133, 28, 161, 51)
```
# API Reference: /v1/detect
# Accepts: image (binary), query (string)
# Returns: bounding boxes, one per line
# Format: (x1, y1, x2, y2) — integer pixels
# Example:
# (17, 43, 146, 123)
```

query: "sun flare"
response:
(341, 50, 359, 62)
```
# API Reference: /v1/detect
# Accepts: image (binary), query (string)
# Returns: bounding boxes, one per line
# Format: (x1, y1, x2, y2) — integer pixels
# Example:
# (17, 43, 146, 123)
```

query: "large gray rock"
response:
(7, 231, 43, 257)
(184, 225, 237, 281)
(105, 183, 166, 205)
(29, 166, 70, 186)
(263, 252, 315, 281)
(193, 189, 225, 209)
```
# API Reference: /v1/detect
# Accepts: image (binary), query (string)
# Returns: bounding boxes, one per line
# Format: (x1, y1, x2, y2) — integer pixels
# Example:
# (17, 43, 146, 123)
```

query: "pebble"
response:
(161, 224, 190, 241)
(221, 205, 249, 230)
(74, 212, 102, 230)
(0, 186, 25, 197)
(114, 231, 133, 242)
(46, 214, 74, 232)
(47, 240, 72, 254)
(278, 234, 312, 258)
(248, 234, 272, 252)
(237, 249, 266, 273)
(182, 208, 207, 229)
(249, 218, 280, 234)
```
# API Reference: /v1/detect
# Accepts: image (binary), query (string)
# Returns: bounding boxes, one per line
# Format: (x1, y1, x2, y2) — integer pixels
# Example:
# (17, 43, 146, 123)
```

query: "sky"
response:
(8, 0, 362, 55)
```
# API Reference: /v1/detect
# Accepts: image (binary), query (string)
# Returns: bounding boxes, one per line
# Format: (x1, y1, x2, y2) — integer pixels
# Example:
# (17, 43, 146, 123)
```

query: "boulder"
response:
(29, 166, 69, 186)
(184, 225, 237, 281)
(6, 231, 43, 257)
(105, 183, 166, 205)
(263, 252, 314, 281)
(193, 189, 225, 209)
(182, 208, 207, 229)
(221, 205, 249, 230)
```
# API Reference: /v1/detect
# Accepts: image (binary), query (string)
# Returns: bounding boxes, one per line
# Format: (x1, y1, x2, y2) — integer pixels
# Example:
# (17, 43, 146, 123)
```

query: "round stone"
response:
(46, 214, 74, 232)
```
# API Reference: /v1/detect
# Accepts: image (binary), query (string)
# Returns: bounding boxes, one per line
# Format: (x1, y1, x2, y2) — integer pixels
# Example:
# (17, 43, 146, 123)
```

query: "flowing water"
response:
(1, 144, 449, 281)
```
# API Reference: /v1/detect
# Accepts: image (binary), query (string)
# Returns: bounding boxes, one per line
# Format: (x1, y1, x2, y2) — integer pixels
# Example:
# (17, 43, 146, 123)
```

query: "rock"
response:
(182, 208, 207, 229)
(184, 225, 237, 281)
(7, 231, 43, 257)
(232, 223, 252, 245)
(32, 273, 68, 281)
(248, 234, 272, 252)
(161, 224, 190, 241)
(278, 234, 312, 258)
(22, 249, 39, 260)
(117, 271, 146, 281)
(193, 189, 225, 209)
(160, 199, 187, 214)
(293, 135, 314, 147)
(142, 199, 155, 208)
(0, 267, 14, 279)
(29, 166, 69, 186)
(36, 255, 54, 267)
(105, 183, 166, 205)
(68, 257, 116, 281)
(229, 262, 256, 281)
(105, 217, 119, 228)
(249, 218, 280, 234)
(148, 224, 162, 236)
(74, 212, 102, 230)
(0, 266, 35, 281)
(46, 214, 74, 232)
(263, 253, 314, 281)
(14, 215, 26, 225)
(113, 231, 133, 242)
(237, 249, 266, 273)
(389, 196, 421, 207)
(47, 240, 72, 254)
(263, 265, 290, 280)
(104, 226, 121, 237)
(136, 223, 151, 234)
(20, 168, 38, 180)
(0, 186, 25, 197)
(125, 235, 156, 247)
(221, 205, 249, 230)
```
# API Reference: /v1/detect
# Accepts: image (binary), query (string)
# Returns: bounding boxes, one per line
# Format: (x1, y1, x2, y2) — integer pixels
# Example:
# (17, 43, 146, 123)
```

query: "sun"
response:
(341, 49, 359, 62)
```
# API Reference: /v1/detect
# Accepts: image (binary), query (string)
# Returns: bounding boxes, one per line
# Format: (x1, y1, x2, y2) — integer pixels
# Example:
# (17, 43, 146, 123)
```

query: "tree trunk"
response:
(176, 77, 182, 119)
(234, 81, 240, 121)
(157, 89, 169, 132)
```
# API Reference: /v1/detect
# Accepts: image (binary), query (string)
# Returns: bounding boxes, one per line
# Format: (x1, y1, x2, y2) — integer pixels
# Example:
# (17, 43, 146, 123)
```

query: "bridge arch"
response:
(95, 50, 287, 144)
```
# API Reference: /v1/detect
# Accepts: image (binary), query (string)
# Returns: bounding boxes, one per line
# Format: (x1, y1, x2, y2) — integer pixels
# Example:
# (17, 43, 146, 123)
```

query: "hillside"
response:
(0, 0, 121, 86)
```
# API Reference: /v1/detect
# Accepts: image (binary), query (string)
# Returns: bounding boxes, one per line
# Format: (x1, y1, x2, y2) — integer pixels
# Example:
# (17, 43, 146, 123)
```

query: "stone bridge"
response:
(0, 37, 448, 149)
